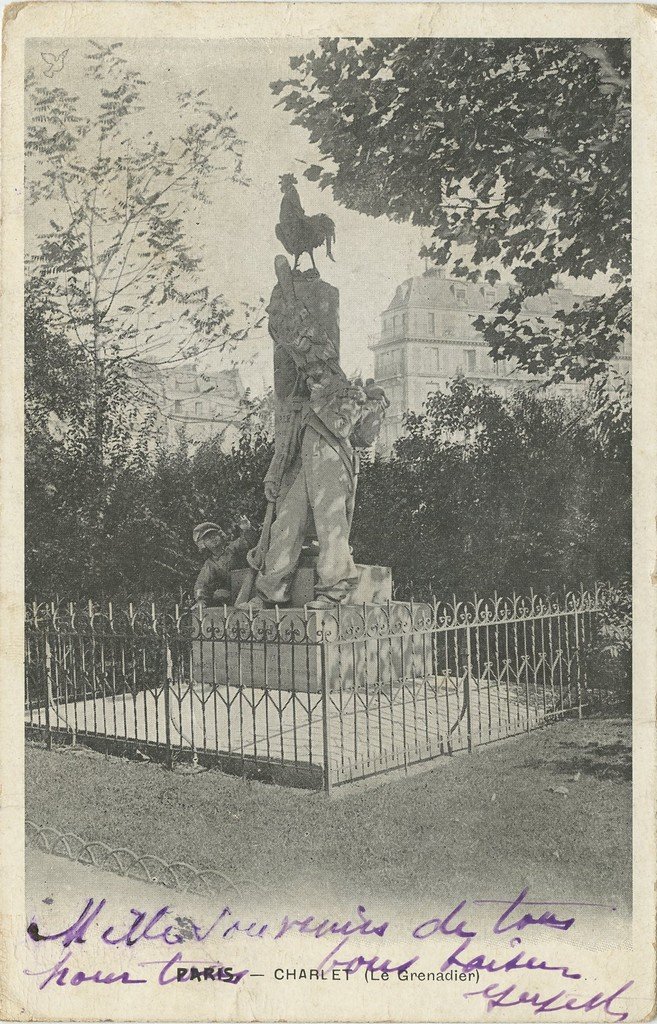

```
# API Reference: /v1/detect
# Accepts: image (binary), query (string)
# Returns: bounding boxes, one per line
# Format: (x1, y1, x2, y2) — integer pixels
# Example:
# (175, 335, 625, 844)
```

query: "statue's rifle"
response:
(235, 500, 276, 607)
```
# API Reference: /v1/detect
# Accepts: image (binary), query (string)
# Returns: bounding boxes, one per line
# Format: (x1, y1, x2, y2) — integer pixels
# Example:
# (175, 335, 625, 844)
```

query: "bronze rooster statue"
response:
(275, 174, 335, 272)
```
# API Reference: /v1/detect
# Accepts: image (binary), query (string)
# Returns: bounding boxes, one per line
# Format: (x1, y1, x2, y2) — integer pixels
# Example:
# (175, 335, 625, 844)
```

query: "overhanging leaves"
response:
(273, 38, 631, 382)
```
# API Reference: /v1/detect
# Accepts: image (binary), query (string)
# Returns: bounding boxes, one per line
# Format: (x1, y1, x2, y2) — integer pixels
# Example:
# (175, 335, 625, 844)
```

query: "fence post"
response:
(574, 610, 583, 719)
(43, 632, 53, 751)
(465, 624, 473, 753)
(161, 607, 173, 770)
(320, 642, 333, 794)
(524, 627, 531, 734)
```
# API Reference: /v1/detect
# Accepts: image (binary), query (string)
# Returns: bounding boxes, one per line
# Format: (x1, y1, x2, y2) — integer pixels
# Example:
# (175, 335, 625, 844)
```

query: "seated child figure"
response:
(193, 517, 259, 606)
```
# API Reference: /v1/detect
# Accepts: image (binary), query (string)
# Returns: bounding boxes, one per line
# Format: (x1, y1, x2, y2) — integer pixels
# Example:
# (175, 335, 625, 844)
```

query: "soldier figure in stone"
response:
(254, 373, 388, 608)
(243, 255, 388, 609)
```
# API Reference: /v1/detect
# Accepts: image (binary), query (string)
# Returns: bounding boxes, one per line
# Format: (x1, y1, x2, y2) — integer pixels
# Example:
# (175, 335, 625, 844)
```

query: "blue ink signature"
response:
(465, 979, 634, 1022)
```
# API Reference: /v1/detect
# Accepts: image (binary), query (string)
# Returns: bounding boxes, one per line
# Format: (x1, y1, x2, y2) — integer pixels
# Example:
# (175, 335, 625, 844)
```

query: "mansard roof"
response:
(384, 269, 585, 316)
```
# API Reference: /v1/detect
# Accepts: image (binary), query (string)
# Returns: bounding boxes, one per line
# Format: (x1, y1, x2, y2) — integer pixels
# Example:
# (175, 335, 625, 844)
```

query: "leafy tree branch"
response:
(272, 38, 630, 383)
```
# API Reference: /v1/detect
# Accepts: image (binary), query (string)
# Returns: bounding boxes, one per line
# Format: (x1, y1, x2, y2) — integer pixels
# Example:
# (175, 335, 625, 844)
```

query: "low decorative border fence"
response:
(25, 585, 618, 791)
(25, 820, 263, 899)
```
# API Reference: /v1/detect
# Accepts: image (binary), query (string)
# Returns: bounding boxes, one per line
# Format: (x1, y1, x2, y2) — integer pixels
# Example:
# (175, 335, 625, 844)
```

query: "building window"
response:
(393, 314, 400, 336)
(456, 286, 467, 304)
(380, 350, 397, 377)
(435, 348, 440, 371)
(428, 312, 435, 336)
(402, 313, 408, 336)
(484, 289, 496, 303)
(465, 349, 477, 373)
(195, 401, 203, 415)
(174, 400, 182, 414)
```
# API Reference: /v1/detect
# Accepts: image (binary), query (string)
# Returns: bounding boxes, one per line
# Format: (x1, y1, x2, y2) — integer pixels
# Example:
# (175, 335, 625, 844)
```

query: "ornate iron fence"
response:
(25, 585, 617, 790)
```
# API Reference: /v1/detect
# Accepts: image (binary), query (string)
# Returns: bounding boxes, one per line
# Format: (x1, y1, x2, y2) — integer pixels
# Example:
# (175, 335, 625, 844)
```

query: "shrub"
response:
(586, 581, 632, 698)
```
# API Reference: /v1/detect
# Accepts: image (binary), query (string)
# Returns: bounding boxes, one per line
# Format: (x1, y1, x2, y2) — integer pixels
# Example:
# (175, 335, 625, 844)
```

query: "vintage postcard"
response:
(1, 2, 655, 1021)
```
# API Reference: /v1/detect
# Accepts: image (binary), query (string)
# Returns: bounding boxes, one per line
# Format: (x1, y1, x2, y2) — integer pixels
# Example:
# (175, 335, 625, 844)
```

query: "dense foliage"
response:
(352, 378, 630, 600)
(27, 355, 630, 601)
(272, 38, 630, 383)
(25, 297, 272, 596)
(26, 423, 273, 600)
(585, 579, 631, 700)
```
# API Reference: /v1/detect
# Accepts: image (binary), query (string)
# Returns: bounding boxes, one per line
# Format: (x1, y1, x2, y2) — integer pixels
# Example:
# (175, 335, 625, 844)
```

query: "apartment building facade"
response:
(371, 268, 631, 454)
(136, 361, 247, 450)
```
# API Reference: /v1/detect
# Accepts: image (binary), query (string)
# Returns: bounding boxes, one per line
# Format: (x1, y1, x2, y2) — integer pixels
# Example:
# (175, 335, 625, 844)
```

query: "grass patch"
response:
(26, 717, 631, 912)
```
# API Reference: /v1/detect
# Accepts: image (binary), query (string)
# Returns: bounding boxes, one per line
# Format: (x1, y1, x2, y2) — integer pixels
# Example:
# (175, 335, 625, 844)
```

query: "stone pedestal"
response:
(192, 594, 433, 694)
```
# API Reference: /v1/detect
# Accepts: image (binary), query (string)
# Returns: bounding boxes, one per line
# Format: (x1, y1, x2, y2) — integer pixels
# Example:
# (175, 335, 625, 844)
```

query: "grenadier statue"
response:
(240, 254, 388, 609)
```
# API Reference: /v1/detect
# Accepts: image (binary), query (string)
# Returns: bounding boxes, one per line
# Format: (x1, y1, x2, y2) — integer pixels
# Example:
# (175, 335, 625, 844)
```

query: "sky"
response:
(26, 37, 431, 392)
(26, 36, 612, 395)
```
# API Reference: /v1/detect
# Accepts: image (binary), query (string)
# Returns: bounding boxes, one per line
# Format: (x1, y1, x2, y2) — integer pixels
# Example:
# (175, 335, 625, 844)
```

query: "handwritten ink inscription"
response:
(25, 890, 633, 1020)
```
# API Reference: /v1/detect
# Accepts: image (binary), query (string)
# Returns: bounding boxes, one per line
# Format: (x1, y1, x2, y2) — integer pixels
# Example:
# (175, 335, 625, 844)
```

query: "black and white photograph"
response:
(1, 3, 655, 1021)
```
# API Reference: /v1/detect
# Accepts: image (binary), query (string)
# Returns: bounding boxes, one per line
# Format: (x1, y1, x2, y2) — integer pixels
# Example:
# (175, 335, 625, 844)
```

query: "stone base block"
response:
(229, 563, 392, 606)
(192, 599, 432, 693)
(229, 567, 316, 608)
